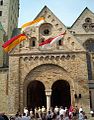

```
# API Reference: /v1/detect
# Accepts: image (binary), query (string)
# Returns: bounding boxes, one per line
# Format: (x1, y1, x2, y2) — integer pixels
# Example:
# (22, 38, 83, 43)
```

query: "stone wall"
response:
(6, 51, 90, 114)
(0, 68, 8, 113)
(0, 29, 4, 67)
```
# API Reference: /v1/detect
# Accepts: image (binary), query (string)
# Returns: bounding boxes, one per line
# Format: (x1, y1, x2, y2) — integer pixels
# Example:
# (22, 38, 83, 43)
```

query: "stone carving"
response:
(82, 17, 94, 32)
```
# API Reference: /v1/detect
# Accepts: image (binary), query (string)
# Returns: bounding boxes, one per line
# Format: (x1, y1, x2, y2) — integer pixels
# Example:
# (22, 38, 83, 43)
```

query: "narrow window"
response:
(58, 39, 62, 46)
(29, 37, 36, 47)
(1, 0, 3, 5)
(0, 0, 3, 5)
(0, 11, 2, 16)
(32, 40, 35, 47)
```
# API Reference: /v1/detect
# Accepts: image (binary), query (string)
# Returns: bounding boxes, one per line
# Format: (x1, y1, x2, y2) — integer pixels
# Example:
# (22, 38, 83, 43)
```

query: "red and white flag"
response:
(39, 31, 66, 48)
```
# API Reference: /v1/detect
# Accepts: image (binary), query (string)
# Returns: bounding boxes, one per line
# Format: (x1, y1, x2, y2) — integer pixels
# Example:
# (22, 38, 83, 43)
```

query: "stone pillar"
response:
(45, 89, 52, 111)
(8, 56, 20, 114)
(71, 89, 75, 106)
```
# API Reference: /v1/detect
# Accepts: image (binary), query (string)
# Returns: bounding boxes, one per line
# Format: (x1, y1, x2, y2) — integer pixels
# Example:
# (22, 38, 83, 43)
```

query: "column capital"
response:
(45, 89, 52, 96)
(71, 89, 75, 92)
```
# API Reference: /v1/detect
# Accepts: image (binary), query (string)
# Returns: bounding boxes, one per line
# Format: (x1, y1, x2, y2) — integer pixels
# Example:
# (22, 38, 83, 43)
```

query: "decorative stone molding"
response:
(71, 55, 76, 60)
(34, 56, 39, 60)
(82, 17, 94, 32)
(55, 56, 60, 61)
(39, 56, 44, 60)
(66, 55, 70, 60)
(45, 56, 49, 60)
(19, 54, 76, 62)
(51, 19, 55, 22)
(58, 28, 62, 31)
(47, 15, 51, 18)
(60, 55, 65, 60)
(39, 23, 53, 36)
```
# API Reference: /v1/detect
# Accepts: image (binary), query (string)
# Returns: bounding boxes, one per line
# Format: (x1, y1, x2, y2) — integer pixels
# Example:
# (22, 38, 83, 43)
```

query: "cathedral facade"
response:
(0, 5, 94, 115)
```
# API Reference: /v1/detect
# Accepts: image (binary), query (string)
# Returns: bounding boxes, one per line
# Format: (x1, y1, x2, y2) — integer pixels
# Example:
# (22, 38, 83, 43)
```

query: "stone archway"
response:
(22, 64, 74, 112)
(27, 80, 46, 110)
(51, 80, 71, 108)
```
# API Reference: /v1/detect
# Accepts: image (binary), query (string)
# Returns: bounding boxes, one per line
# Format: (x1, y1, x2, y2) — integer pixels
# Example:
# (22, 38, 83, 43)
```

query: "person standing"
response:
(21, 113, 30, 120)
(79, 111, 84, 120)
(0, 114, 5, 120)
(79, 107, 83, 113)
(24, 107, 29, 116)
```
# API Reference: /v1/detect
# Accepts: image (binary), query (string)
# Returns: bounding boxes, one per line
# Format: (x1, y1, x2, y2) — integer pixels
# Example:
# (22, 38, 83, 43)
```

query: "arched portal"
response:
(27, 80, 46, 110)
(51, 80, 71, 108)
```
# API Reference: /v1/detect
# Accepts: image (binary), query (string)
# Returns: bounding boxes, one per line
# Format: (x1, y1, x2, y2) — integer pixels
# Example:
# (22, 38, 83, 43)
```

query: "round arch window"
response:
(29, 37, 36, 47)
(85, 17, 92, 23)
(39, 23, 53, 36)
(82, 23, 89, 32)
(83, 39, 94, 52)
(90, 23, 94, 32)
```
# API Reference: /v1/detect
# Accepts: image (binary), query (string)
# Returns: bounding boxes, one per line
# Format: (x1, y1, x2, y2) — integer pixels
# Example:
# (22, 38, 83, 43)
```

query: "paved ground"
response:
(86, 113, 94, 120)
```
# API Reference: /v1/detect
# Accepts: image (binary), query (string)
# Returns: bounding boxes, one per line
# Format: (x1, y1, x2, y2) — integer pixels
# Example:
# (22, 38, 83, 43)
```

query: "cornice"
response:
(9, 51, 86, 57)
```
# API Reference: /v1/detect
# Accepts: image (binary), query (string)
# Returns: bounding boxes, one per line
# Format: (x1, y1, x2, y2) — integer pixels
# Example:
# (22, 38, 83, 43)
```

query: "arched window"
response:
(57, 38, 63, 46)
(83, 39, 94, 80)
(0, 0, 3, 5)
(32, 40, 35, 47)
(58, 40, 62, 46)
(29, 37, 36, 47)
(39, 23, 53, 36)
(85, 17, 92, 23)
(83, 38, 94, 52)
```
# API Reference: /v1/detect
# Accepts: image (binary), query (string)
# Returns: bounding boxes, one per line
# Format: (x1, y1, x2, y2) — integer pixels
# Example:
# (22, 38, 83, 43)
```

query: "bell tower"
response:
(0, 0, 19, 39)
(0, 0, 20, 67)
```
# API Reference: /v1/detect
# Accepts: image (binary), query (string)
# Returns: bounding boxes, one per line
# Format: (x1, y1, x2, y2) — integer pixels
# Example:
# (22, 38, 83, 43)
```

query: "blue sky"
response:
(18, 0, 94, 27)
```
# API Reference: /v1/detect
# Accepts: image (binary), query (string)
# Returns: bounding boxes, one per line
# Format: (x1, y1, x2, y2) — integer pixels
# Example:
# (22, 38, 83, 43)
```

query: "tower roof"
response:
(71, 7, 94, 28)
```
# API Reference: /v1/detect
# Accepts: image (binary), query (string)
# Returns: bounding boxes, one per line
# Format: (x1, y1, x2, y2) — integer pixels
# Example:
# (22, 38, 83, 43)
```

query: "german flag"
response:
(2, 34, 27, 52)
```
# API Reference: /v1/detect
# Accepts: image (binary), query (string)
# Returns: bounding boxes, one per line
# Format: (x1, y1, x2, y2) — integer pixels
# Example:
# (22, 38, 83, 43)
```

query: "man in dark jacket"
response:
(0, 116, 5, 120)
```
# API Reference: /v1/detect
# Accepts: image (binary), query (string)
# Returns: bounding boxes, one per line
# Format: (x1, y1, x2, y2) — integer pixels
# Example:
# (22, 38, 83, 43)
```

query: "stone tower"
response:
(0, 0, 19, 39)
(0, 0, 19, 67)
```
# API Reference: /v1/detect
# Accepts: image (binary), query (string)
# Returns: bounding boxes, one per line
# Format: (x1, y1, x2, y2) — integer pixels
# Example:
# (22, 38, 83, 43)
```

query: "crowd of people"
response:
(0, 106, 88, 120)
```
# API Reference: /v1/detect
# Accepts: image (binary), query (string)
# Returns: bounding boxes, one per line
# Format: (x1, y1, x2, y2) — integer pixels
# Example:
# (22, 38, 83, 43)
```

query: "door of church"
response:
(51, 80, 71, 108)
(27, 80, 71, 110)
(27, 80, 46, 110)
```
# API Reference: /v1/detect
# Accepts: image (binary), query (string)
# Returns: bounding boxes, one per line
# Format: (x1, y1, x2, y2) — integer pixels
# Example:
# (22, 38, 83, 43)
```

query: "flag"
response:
(39, 31, 66, 48)
(2, 34, 27, 52)
(50, 32, 66, 45)
(21, 17, 45, 33)
(39, 37, 54, 46)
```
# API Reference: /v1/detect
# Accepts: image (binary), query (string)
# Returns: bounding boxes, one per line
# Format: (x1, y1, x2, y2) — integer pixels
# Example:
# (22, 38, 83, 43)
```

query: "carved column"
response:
(45, 89, 52, 111)
(71, 89, 75, 106)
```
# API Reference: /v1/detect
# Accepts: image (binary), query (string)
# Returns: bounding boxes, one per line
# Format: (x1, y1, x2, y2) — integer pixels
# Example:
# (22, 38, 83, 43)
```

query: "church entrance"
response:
(27, 80, 46, 110)
(51, 80, 71, 108)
